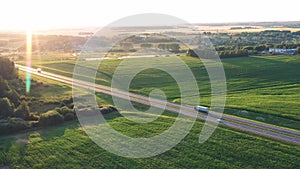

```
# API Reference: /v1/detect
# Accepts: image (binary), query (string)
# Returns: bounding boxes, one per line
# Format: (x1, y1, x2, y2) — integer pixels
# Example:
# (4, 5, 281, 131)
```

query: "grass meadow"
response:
(21, 55, 300, 129)
(1, 57, 300, 168)
(0, 93, 299, 169)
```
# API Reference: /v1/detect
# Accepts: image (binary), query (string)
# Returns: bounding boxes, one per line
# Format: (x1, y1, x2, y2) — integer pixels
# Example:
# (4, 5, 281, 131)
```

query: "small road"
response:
(17, 65, 300, 145)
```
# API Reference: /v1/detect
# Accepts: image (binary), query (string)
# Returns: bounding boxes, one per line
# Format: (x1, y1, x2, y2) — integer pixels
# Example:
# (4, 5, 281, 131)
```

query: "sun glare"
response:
(26, 30, 32, 93)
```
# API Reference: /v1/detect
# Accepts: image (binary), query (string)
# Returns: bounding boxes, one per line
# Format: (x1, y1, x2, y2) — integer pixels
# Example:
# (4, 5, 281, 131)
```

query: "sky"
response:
(0, 0, 299, 31)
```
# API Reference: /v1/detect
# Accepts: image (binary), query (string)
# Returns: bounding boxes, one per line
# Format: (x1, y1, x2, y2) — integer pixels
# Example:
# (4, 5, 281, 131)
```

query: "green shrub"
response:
(0, 117, 29, 135)
(29, 121, 39, 127)
(27, 113, 40, 121)
(14, 100, 30, 120)
(7, 89, 20, 107)
(108, 106, 118, 112)
(57, 106, 74, 116)
(7, 117, 29, 132)
(62, 98, 73, 107)
(64, 113, 75, 121)
(0, 121, 9, 135)
(38, 110, 64, 126)
(0, 97, 14, 118)
(100, 106, 118, 114)
(0, 151, 10, 167)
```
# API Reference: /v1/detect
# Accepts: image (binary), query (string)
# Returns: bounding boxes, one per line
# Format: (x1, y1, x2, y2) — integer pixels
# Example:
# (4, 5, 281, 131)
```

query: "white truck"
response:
(194, 106, 209, 113)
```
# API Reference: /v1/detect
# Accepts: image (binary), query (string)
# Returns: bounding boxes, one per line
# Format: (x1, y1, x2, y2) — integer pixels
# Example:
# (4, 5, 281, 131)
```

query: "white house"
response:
(269, 48, 297, 55)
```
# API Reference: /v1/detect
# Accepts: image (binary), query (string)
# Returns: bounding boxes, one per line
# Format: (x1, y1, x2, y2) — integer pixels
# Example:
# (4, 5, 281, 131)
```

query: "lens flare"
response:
(26, 30, 32, 93)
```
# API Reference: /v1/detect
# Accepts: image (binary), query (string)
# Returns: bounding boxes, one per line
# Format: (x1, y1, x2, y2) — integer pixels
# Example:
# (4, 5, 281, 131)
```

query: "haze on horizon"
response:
(0, 0, 299, 31)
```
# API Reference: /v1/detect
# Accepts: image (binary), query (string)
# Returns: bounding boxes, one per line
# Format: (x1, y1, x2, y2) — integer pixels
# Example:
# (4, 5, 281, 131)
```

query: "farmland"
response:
(2, 25, 300, 168)
(23, 55, 300, 129)
(0, 91, 299, 168)
(1, 54, 299, 168)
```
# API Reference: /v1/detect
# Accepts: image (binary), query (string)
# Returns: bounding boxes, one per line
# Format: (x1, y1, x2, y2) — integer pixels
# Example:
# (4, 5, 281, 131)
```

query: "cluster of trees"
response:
(140, 43, 153, 48)
(0, 58, 71, 134)
(111, 42, 181, 53)
(0, 58, 35, 134)
(218, 49, 249, 58)
(157, 43, 180, 52)
(0, 58, 17, 80)
(126, 34, 177, 44)
(186, 48, 249, 58)
(0, 57, 119, 135)
(0, 58, 27, 119)
(38, 105, 76, 127)
(0, 90, 30, 120)
(186, 49, 212, 58)
(119, 42, 134, 50)
(16, 35, 87, 53)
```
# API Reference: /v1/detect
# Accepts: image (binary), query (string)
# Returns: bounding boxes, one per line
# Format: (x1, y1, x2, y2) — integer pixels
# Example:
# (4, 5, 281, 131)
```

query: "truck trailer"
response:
(194, 106, 209, 113)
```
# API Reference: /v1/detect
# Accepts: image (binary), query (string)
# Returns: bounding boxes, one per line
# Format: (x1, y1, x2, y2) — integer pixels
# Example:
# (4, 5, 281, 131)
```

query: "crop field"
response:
(0, 94, 299, 169)
(1, 57, 300, 168)
(21, 55, 300, 129)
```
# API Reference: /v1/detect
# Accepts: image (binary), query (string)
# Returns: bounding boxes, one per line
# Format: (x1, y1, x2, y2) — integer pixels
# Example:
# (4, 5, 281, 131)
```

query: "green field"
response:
(0, 95, 299, 169)
(23, 55, 300, 129)
(1, 60, 300, 168)
(17, 71, 73, 114)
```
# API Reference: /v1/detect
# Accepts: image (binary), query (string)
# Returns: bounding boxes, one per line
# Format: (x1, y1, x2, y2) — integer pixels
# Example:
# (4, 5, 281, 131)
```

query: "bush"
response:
(99, 108, 110, 114)
(62, 97, 73, 108)
(14, 100, 30, 120)
(7, 89, 20, 107)
(8, 117, 29, 132)
(0, 118, 29, 135)
(100, 106, 118, 114)
(29, 121, 39, 127)
(0, 77, 9, 97)
(57, 106, 76, 121)
(0, 97, 14, 118)
(38, 110, 64, 126)
(57, 106, 74, 116)
(0, 121, 9, 135)
(64, 113, 75, 121)
(68, 103, 74, 109)
(108, 106, 118, 112)
(27, 113, 40, 121)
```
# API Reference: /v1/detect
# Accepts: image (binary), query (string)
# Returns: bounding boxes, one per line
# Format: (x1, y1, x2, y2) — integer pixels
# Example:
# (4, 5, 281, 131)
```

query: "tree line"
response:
(0, 57, 119, 135)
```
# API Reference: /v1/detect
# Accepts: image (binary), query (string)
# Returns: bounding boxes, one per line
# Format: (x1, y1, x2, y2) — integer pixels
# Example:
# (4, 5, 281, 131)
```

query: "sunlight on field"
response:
(26, 30, 32, 93)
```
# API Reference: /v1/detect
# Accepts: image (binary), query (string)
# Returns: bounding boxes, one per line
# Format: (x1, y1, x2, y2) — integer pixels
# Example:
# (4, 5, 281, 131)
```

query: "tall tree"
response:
(7, 89, 20, 107)
(0, 97, 14, 118)
(0, 58, 17, 80)
(0, 77, 9, 97)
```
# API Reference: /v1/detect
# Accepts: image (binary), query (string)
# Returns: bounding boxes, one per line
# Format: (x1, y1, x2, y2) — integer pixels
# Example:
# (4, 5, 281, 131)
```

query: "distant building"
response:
(269, 48, 297, 55)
